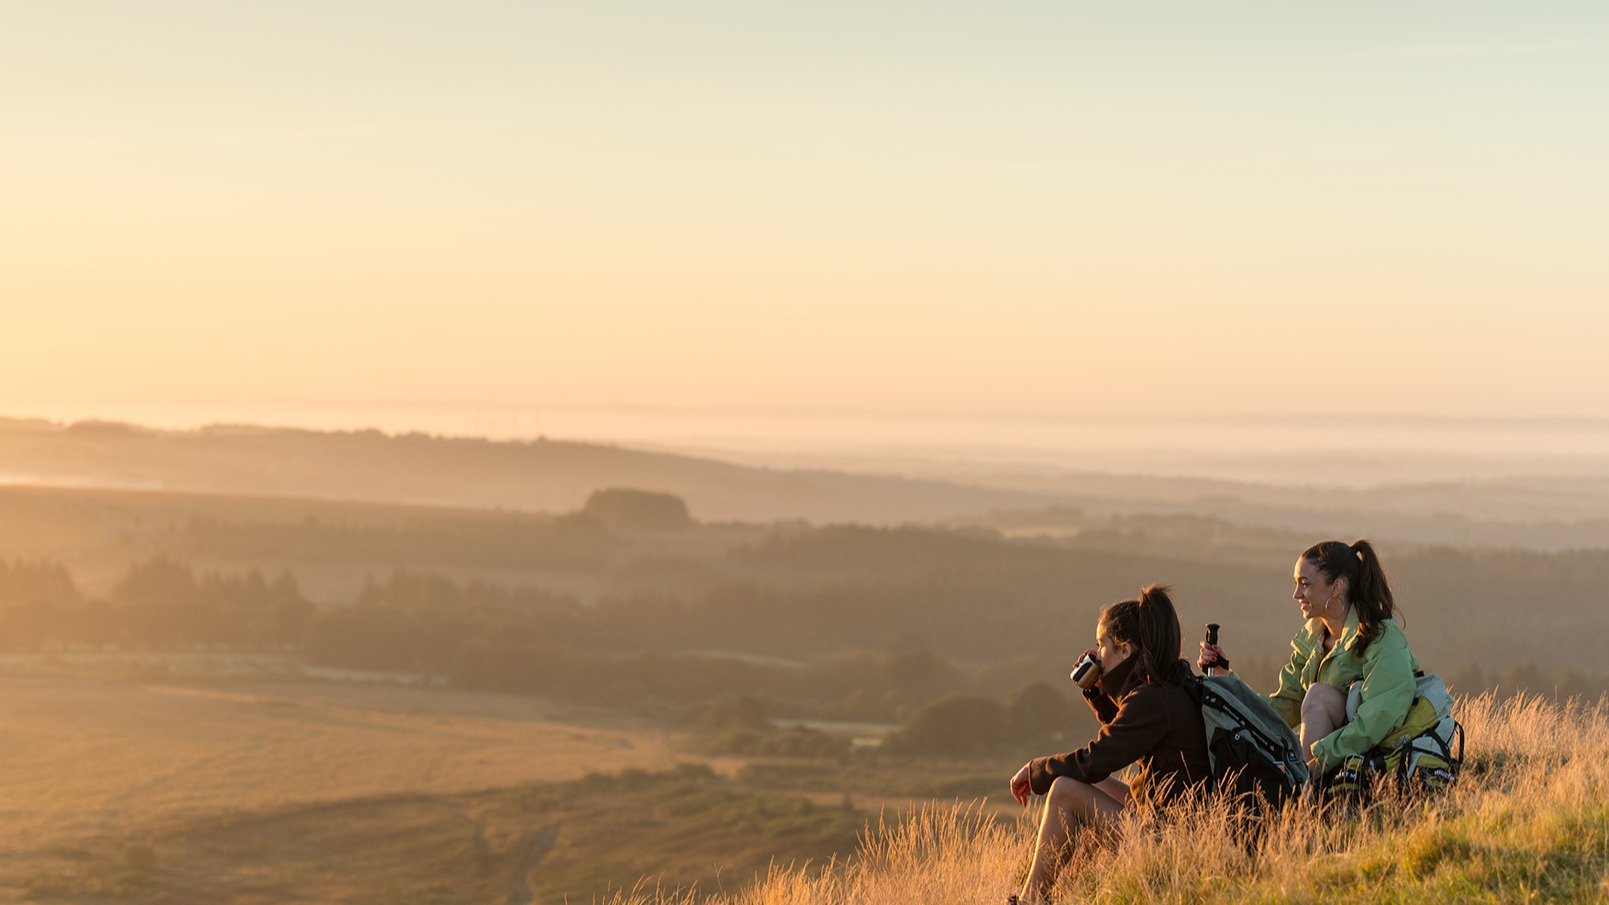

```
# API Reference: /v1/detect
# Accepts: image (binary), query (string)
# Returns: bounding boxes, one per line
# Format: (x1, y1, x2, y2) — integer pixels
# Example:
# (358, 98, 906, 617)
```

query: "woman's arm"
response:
(1027, 686, 1172, 795)
(1071, 647, 1119, 723)
(1310, 627, 1416, 770)
(1267, 634, 1312, 729)
(1083, 684, 1119, 723)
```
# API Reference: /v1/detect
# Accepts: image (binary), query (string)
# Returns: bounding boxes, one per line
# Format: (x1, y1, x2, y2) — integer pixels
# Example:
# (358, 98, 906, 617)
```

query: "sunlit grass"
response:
(608, 692, 1609, 904)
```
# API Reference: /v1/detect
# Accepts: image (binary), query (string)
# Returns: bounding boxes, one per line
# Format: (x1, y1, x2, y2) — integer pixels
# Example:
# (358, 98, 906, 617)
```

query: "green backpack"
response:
(1326, 673, 1464, 797)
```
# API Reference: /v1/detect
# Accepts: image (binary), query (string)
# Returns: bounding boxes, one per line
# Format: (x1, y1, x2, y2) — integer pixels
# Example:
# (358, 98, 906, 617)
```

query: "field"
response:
(0, 661, 989, 905)
(0, 667, 692, 903)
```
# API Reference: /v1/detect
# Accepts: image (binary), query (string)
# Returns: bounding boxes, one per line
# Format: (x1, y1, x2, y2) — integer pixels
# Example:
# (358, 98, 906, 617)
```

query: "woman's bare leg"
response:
(1093, 776, 1131, 806)
(1299, 682, 1348, 764)
(1019, 776, 1127, 902)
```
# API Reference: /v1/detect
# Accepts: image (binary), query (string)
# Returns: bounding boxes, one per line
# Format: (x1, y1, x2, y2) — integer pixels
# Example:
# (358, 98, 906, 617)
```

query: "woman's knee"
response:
(1049, 772, 1087, 792)
(1301, 682, 1347, 724)
(1046, 775, 1093, 804)
(1046, 775, 1125, 820)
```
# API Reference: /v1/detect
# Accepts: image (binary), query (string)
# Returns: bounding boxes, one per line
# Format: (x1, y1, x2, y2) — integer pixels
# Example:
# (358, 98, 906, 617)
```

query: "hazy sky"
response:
(5, 1, 1607, 427)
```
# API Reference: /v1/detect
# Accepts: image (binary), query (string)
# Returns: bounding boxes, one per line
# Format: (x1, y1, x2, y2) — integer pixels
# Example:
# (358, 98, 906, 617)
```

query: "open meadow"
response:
(0, 670, 679, 842)
(0, 666, 691, 903)
(0, 660, 983, 905)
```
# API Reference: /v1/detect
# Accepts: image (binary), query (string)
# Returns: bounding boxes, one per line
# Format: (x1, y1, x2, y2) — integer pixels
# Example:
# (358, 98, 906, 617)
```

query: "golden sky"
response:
(5, 2, 1607, 426)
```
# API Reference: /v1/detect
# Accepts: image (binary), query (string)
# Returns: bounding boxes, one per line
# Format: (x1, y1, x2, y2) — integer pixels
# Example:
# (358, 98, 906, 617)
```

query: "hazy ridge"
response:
(7, 417, 1609, 550)
(0, 418, 1044, 525)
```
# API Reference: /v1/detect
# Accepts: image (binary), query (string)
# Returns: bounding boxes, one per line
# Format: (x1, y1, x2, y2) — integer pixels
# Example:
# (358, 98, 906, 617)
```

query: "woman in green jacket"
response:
(1199, 539, 1418, 774)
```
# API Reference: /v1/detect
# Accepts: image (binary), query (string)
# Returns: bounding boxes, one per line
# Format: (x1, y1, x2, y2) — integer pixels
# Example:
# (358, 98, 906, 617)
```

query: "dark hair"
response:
(1301, 539, 1399, 652)
(1099, 584, 1187, 685)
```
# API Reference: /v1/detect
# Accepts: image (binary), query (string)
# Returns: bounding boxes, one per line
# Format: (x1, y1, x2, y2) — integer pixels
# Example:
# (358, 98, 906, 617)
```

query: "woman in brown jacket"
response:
(1007, 585, 1210, 904)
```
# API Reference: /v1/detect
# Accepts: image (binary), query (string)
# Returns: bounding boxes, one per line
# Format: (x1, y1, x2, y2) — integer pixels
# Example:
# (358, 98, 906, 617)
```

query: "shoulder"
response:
(1114, 681, 1167, 710)
(1360, 619, 1411, 662)
(1121, 680, 1198, 717)
(1369, 618, 1409, 650)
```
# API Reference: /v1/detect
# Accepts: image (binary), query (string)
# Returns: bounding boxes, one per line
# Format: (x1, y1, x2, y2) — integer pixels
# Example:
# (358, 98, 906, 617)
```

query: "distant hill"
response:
(0, 418, 1051, 524)
(6, 416, 1609, 549)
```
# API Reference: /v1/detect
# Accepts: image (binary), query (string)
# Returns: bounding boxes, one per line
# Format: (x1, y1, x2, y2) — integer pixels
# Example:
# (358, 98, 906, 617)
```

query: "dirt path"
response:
(511, 823, 561, 905)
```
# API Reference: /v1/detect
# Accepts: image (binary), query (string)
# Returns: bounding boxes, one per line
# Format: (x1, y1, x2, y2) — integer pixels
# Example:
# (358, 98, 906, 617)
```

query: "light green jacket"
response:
(1268, 609, 1419, 771)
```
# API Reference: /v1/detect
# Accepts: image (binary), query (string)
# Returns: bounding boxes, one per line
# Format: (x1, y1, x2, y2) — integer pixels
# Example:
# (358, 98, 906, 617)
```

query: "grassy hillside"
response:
(609, 692, 1609, 904)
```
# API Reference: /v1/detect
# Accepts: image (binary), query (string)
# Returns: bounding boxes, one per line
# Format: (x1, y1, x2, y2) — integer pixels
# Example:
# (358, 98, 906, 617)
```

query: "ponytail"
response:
(1301, 538, 1400, 652)
(1099, 584, 1187, 685)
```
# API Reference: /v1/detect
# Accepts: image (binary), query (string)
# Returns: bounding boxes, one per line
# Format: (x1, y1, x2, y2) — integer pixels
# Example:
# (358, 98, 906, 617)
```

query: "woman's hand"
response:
(1071, 647, 1105, 694)
(1198, 642, 1232, 674)
(1010, 763, 1033, 806)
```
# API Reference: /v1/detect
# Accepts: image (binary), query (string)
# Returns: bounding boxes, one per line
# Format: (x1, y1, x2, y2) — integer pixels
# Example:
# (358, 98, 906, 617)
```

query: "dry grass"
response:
(0, 671, 721, 903)
(0, 672, 678, 853)
(610, 692, 1609, 905)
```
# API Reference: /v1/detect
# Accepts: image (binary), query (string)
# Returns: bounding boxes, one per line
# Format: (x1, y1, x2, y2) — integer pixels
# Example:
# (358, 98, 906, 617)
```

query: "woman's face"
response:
(1094, 622, 1133, 673)
(1292, 557, 1345, 621)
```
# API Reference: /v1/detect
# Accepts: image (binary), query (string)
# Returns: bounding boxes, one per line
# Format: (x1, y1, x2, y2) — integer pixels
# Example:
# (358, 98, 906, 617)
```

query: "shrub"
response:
(882, 694, 1009, 757)
(582, 489, 692, 531)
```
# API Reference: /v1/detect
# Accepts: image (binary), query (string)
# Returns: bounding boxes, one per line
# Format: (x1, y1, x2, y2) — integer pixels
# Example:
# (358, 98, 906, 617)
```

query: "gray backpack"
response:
(1190, 673, 1309, 802)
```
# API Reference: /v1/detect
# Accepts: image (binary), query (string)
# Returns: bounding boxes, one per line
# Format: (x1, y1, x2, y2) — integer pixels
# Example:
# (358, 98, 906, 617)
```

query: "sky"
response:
(4, 1, 1608, 439)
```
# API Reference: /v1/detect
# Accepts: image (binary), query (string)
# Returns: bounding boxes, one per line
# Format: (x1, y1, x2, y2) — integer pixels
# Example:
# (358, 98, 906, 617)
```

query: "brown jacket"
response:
(1027, 656, 1210, 806)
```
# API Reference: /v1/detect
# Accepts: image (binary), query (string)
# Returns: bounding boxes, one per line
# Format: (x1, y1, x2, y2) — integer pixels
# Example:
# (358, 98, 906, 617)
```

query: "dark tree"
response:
(582, 488, 692, 531)
(882, 693, 1009, 757)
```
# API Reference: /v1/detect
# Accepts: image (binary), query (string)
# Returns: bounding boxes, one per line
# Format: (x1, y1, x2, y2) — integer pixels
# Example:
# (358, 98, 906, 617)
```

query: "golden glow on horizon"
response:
(4, 2, 1607, 420)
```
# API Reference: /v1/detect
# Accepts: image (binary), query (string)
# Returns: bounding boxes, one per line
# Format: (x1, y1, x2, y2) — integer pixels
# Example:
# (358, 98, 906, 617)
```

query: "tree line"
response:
(0, 557, 311, 649)
(6, 549, 1605, 761)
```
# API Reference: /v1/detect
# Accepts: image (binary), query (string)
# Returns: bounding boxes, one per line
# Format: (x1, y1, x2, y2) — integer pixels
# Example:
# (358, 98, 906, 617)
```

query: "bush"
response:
(1004, 681, 1072, 744)
(701, 726, 851, 760)
(682, 695, 773, 731)
(582, 488, 692, 531)
(882, 693, 1009, 757)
